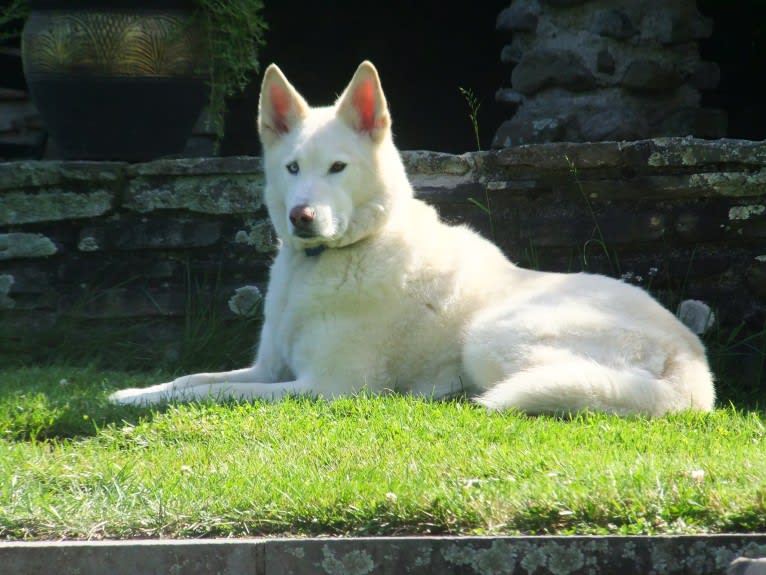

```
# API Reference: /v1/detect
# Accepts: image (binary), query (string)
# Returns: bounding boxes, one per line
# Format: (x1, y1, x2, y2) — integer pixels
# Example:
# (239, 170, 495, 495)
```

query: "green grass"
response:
(1, 365, 765, 540)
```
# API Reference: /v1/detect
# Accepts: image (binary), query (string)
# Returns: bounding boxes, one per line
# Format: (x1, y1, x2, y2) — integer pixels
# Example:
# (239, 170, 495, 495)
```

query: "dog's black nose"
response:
(289, 205, 316, 227)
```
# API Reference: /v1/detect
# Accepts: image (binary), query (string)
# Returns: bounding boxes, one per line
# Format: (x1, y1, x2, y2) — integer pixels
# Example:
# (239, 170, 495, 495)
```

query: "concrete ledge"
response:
(2, 535, 766, 574)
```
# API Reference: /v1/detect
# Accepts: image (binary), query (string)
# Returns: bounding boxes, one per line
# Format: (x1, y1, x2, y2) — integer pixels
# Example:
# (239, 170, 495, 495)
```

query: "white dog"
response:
(110, 61, 715, 415)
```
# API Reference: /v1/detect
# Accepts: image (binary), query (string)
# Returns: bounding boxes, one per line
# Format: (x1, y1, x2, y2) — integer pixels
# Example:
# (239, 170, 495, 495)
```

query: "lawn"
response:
(1, 365, 765, 540)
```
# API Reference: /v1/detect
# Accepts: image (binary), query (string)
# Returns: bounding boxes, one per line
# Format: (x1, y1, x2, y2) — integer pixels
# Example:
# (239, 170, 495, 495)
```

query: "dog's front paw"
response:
(108, 382, 175, 406)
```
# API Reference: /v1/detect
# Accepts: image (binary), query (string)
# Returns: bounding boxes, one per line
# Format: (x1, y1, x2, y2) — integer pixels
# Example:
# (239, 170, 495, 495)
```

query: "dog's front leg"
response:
(108, 367, 312, 406)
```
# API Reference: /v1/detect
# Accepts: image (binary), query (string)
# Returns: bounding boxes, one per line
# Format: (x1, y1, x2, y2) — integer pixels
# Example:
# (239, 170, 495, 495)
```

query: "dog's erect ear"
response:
(258, 64, 309, 147)
(336, 61, 391, 142)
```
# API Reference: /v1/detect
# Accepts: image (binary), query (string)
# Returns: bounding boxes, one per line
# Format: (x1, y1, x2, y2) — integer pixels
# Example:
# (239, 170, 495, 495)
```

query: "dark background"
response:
(222, 0, 509, 154)
(2, 0, 765, 154)
(225, 0, 766, 154)
(697, 0, 766, 142)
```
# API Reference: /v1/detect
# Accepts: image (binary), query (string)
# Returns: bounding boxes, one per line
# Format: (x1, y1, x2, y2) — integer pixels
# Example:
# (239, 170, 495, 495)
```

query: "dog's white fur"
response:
(110, 61, 715, 415)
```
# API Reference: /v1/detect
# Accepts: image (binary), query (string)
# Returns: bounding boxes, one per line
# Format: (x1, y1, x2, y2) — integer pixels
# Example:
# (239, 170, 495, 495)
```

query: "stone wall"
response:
(2, 138, 766, 342)
(494, 0, 727, 146)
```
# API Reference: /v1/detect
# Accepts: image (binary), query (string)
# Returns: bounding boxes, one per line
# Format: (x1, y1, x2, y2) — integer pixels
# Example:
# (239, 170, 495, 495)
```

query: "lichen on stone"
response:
(234, 219, 277, 253)
(228, 286, 263, 318)
(319, 545, 375, 575)
(442, 540, 516, 575)
(0, 233, 57, 259)
(545, 543, 585, 575)
(729, 205, 766, 221)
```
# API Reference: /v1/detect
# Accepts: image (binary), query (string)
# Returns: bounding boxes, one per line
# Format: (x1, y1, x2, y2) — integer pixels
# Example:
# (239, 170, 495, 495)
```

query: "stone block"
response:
(127, 156, 262, 177)
(622, 59, 683, 93)
(493, 0, 726, 147)
(500, 43, 524, 65)
(572, 175, 697, 201)
(661, 14, 714, 44)
(56, 255, 180, 285)
(414, 183, 486, 209)
(264, 535, 766, 575)
(596, 49, 616, 75)
(688, 170, 766, 198)
(4, 289, 58, 311)
(126, 175, 264, 214)
(666, 247, 733, 280)
(0, 160, 124, 192)
(579, 108, 648, 142)
(675, 205, 728, 242)
(496, 3, 538, 32)
(492, 115, 568, 147)
(519, 211, 584, 247)
(0, 271, 57, 311)
(494, 87, 686, 146)
(646, 139, 766, 168)
(1, 266, 50, 294)
(405, 151, 478, 200)
(403, 150, 475, 176)
(520, 208, 666, 248)
(64, 286, 187, 318)
(78, 219, 221, 251)
(592, 9, 636, 40)
(0, 190, 114, 225)
(1, 536, 766, 575)
(489, 140, 623, 171)
(512, 49, 596, 96)
(495, 89, 525, 108)
(0, 274, 14, 309)
(599, 210, 668, 244)
(746, 259, 766, 300)
(124, 156, 264, 215)
(739, 218, 766, 239)
(0, 541, 260, 575)
(0, 233, 57, 260)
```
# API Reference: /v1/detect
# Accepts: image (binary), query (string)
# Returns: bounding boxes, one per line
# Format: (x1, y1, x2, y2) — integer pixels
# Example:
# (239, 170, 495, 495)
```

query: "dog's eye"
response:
(328, 161, 347, 174)
(286, 161, 300, 174)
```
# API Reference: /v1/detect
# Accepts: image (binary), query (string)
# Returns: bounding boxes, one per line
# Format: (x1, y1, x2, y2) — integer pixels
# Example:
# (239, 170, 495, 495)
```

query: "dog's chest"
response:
(270, 248, 390, 331)
(265, 247, 457, 385)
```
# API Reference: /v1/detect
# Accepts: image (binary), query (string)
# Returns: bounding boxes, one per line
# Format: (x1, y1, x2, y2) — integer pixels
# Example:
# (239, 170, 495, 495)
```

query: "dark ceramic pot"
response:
(21, 0, 208, 161)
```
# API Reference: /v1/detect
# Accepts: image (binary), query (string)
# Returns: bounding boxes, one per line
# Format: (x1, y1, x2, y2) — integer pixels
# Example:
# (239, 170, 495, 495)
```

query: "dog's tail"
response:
(474, 351, 714, 416)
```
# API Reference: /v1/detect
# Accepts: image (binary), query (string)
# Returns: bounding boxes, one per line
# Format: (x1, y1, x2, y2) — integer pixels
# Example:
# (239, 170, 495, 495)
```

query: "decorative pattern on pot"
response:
(21, 5, 209, 161)
(22, 11, 206, 77)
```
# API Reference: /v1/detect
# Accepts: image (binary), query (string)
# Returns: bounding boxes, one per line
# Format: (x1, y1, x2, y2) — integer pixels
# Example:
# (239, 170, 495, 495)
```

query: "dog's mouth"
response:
(288, 211, 345, 244)
(293, 228, 319, 238)
(289, 228, 338, 254)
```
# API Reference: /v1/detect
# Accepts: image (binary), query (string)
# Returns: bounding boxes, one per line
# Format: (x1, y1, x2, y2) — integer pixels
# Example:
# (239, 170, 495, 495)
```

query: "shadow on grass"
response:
(0, 365, 171, 442)
(0, 311, 264, 441)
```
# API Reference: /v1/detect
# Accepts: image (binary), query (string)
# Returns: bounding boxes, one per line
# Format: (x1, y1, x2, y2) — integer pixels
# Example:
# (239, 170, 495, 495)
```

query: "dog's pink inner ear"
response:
(351, 78, 378, 133)
(269, 83, 292, 133)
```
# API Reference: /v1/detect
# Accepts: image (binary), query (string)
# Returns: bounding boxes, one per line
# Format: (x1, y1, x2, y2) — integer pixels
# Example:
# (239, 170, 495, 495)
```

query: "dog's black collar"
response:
(304, 245, 326, 257)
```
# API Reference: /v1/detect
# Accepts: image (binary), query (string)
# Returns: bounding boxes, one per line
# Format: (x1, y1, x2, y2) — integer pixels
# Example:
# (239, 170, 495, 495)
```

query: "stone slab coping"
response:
(2, 535, 766, 574)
